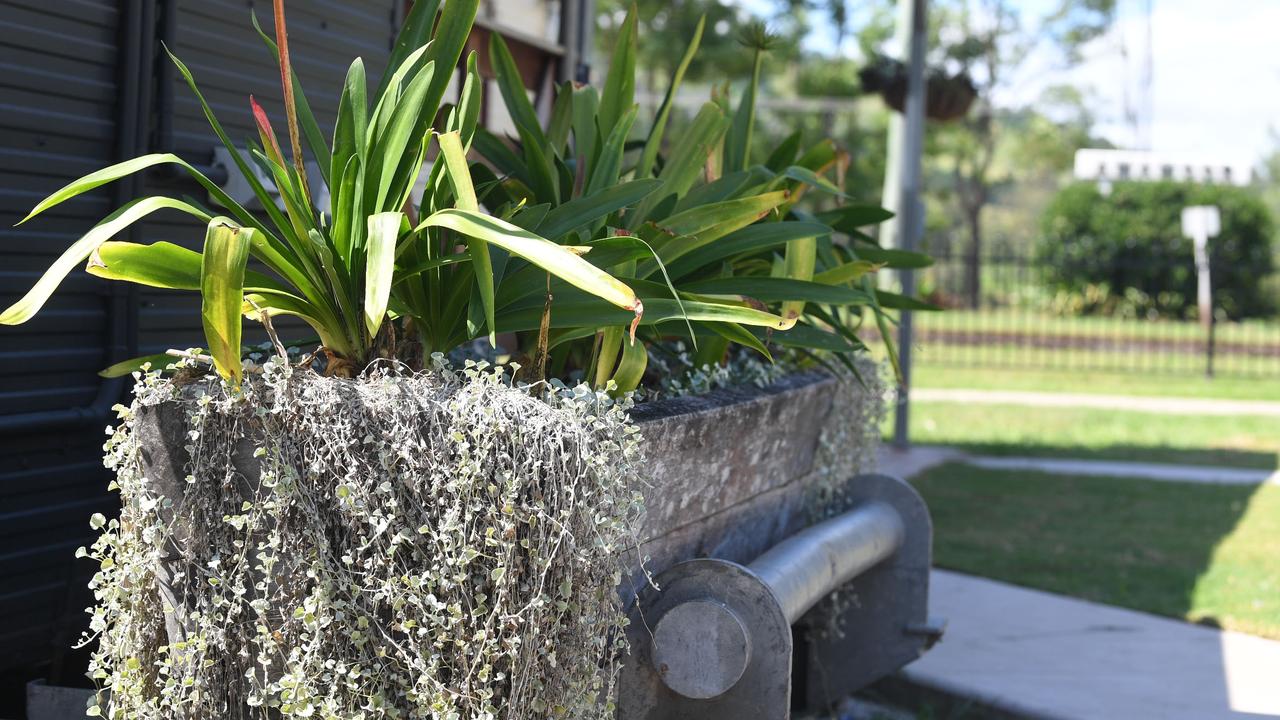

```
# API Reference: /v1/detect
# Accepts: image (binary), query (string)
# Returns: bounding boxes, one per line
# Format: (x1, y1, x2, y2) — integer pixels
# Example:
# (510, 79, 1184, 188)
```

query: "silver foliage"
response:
(83, 357, 644, 719)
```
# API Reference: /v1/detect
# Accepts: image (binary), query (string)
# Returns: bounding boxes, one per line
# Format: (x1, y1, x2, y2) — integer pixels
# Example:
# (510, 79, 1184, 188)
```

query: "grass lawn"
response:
(890, 401, 1279, 470)
(913, 462, 1280, 639)
(910, 365, 1280, 402)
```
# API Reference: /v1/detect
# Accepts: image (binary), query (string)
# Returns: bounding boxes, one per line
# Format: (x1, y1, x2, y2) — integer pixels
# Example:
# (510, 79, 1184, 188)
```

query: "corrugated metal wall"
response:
(0, 0, 398, 693)
(0, 0, 129, 685)
(0, 2, 584, 711)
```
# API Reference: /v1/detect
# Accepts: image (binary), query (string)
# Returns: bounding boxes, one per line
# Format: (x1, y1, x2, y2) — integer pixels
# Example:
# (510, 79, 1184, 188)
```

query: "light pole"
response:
(892, 0, 928, 449)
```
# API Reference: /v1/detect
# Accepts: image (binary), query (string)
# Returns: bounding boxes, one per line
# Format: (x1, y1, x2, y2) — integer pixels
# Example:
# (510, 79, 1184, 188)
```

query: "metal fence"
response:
(900, 252, 1280, 378)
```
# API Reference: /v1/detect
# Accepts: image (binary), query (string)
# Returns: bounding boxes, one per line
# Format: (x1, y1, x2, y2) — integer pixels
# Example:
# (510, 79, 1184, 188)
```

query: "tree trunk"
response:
(964, 206, 982, 309)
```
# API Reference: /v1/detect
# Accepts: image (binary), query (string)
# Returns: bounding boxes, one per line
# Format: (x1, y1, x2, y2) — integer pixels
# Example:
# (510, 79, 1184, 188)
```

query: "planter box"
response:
(120, 369, 907, 716)
(629, 371, 843, 578)
(25, 680, 95, 720)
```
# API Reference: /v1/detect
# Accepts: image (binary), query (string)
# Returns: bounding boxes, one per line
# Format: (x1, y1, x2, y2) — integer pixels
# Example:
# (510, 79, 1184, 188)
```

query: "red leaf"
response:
(249, 95, 285, 167)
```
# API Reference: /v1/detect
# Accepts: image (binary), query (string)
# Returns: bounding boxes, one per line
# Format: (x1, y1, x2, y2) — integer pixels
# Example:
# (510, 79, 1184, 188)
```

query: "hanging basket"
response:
(859, 55, 977, 123)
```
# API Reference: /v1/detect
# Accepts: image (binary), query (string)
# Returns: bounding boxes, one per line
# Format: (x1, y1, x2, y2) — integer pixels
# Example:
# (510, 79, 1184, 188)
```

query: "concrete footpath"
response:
(878, 445, 1280, 486)
(877, 444, 1280, 718)
(912, 388, 1280, 417)
(965, 455, 1280, 485)
(905, 570, 1280, 719)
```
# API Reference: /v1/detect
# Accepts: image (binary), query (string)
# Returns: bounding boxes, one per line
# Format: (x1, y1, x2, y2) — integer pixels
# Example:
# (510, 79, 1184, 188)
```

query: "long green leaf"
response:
(417, 209, 641, 314)
(546, 82, 574, 154)
(364, 212, 403, 338)
(497, 297, 793, 333)
(250, 10, 332, 187)
(664, 220, 832, 280)
(369, 61, 436, 211)
(1, 197, 211, 325)
(537, 179, 660, 240)
(779, 234, 818, 319)
(705, 320, 772, 361)
(872, 289, 942, 311)
(19, 154, 218, 225)
(570, 85, 600, 184)
(242, 290, 350, 357)
(375, 0, 443, 98)
(597, 4, 637, 142)
(201, 220, 253, 383)
(653, 191, 788, 239)
(852, 246, 933, 269)
(724, 49, 763, 173)
(629, 103, 730, 226)
(99, 353, 180, 379)
(816, 204, 894, 232)
(754, 322, 859, 352)
(438, 131, 495, 342)
(489, 33, 548, 151)
(331, 59, 368, 260)
(88, 241, 288, 293)
(682, 277, 871, 305)
(165, 48, 312, 273)
(395, 254, 470, 280)
(586, 105, 638, 195)
(642, 191, 788, 272)
(610, 333, 648, 395)
(813, 259, 881, 285)
(636, 16, 703, 179)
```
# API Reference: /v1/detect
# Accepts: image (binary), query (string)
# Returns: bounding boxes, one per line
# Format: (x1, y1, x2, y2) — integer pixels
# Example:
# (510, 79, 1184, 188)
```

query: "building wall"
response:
(0, 1, 584, 705)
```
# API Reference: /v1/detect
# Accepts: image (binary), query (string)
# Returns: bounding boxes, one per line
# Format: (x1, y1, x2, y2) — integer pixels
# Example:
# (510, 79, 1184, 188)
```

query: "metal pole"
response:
(893, 0, 927, 449)
(748, 501, 905, 625)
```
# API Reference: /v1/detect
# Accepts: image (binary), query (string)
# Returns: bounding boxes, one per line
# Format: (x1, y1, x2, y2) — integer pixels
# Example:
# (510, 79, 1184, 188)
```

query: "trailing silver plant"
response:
(83, 358, 644, 719)
(804, 356, 890, 641)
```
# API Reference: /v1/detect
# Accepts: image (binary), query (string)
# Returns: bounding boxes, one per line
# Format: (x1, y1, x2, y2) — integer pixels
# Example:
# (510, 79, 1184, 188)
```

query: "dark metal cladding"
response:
(0, 0, 398, 688)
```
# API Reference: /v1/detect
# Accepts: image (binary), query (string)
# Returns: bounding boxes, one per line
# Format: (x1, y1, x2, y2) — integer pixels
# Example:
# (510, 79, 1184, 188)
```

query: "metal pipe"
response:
(892, 0, 928, 450)
(748, 501, 905, 624)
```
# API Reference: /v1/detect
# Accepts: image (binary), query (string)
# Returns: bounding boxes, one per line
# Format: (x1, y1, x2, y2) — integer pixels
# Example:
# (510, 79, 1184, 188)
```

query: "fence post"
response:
(892, 0, 928, 450)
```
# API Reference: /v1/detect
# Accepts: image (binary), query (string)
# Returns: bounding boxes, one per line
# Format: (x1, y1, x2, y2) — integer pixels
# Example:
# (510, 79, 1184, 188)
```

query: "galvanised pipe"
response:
(749, 501, 905, 625)
(643, 501, 908, 701)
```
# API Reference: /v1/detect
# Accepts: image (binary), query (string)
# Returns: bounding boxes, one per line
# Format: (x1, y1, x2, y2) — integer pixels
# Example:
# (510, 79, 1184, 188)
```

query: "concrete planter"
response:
(25, 679, 95, 720)
(125, 370, 922, 717)
(629, 371, 841, 577)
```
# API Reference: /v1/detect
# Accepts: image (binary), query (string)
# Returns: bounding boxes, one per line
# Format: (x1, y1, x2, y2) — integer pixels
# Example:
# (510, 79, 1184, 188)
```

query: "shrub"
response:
(1038, 181, 1276, 319)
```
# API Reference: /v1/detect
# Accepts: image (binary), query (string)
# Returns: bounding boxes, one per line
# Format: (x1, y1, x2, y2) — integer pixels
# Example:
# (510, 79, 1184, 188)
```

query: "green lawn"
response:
(892, 401, 1279, 470)
(910, 365, 1280, 402)
(914, 463, 1280, 640)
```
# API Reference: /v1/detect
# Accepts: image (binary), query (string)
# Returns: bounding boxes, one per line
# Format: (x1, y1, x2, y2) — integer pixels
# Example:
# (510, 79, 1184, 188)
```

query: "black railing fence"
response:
(892, 250, 1280, 378)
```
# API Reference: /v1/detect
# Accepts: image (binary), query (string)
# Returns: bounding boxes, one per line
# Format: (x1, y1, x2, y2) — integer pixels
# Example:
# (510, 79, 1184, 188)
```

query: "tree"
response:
(830, 0, 1115, 305)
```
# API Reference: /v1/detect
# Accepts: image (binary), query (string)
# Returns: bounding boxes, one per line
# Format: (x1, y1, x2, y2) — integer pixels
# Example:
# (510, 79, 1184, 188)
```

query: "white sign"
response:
(1181, 205, 1221, 243)
(1181, 205, 1221, 334)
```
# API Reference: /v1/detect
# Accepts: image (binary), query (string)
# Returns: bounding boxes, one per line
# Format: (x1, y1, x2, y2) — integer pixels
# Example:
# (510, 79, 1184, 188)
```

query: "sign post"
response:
(1181, 206, 1221, 378)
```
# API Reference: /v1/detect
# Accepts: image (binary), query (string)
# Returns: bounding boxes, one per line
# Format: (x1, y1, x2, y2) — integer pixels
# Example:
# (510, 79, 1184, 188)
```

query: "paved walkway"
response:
(878, 445, 1279, 486)
(966, 455, 1280, 485)
(912, 388, 1280, 417)
(905, 570, 1280, 719)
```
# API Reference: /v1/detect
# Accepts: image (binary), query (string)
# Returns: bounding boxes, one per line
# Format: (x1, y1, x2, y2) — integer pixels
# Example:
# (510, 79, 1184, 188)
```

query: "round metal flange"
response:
(620, 557, 793, 716)
(651, 599, 751, 699)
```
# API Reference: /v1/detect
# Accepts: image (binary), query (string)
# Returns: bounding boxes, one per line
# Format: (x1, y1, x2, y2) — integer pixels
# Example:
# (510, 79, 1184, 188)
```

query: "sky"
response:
(737, 0, 1280, 163)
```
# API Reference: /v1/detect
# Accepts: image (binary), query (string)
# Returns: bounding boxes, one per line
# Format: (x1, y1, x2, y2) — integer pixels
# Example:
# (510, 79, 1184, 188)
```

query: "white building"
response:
(1073, 149, 1253, 187)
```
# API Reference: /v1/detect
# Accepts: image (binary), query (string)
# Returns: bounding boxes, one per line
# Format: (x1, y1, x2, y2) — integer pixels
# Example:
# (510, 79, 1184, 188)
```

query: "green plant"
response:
(476, 8, 934, 393)
(1039, 181, 1277, 320)
(1, 0, 641, 382)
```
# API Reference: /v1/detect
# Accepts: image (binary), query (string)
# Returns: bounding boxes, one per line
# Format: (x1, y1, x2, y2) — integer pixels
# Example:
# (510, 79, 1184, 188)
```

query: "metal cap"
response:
(651, 600, 751, 699)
